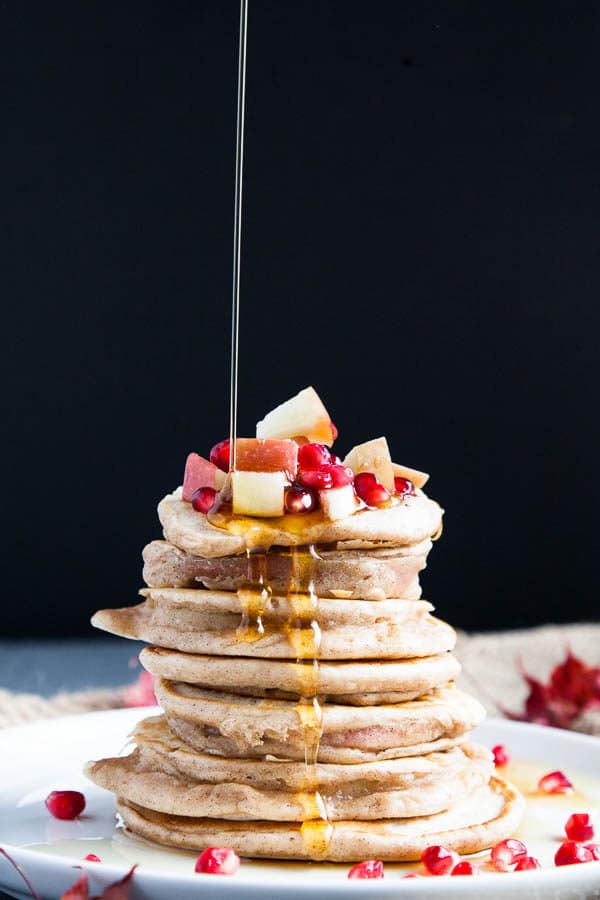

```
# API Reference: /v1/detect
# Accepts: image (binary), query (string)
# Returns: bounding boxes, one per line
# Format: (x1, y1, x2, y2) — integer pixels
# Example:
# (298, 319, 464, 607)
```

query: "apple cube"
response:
(232, 470, 287, 517)
(392, 461, 429, 490)
(319, 484, 358, 521)
(235, 438, 298, 476)
(182, 453, 226, 501)
(256, 386, 335, 446)
(343, 437, 395, 492)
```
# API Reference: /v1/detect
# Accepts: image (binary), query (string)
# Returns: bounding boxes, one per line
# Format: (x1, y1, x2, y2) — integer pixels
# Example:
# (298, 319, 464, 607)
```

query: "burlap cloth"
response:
(1, 623, 599, 733)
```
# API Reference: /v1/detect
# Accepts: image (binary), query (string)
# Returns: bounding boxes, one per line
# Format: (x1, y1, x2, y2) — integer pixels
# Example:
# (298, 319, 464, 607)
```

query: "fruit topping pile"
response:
(181, 387, 429, 520)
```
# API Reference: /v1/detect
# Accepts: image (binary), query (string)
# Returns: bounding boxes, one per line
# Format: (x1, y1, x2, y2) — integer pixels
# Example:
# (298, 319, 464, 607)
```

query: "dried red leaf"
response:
(504, 651, 600, 730)
(62, 872, 89, 899)
(92, 865, 137, 900)
(122, 670, 156, 708)
(0, 847, 42, 900)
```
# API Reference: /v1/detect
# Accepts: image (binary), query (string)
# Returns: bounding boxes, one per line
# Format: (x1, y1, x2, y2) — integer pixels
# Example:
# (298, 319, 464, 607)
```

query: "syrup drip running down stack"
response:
(86, 386, 524, 861)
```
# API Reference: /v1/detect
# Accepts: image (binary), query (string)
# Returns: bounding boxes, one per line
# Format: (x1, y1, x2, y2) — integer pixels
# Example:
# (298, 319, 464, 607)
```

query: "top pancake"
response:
(158, 488, 443, 558)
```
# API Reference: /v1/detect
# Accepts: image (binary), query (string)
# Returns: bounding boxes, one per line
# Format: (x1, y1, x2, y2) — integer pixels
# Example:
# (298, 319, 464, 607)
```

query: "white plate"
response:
(0, 707, 599, 899)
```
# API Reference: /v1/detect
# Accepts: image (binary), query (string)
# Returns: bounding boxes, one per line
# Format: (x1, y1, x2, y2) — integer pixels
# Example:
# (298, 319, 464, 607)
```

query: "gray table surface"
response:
(0, 636, 146, 697)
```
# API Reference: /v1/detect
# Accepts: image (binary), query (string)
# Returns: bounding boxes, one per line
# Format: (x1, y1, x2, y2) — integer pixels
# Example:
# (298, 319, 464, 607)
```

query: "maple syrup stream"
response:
(222, 0, 330, 859)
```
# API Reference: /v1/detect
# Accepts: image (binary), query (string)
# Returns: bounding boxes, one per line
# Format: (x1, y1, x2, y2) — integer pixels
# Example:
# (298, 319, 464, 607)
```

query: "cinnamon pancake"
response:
(139, 646, 460, 705)
(158, 487, 443, 557)
(92, 592, 455, 661)
(143, 538, 430, 600)
(116, 776, 524, 861)
(155, 681, 485, 763)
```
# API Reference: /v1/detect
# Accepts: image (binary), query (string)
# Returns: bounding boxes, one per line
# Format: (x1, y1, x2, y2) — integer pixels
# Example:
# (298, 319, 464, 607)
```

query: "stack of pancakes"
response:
(86, 485, 523, 861)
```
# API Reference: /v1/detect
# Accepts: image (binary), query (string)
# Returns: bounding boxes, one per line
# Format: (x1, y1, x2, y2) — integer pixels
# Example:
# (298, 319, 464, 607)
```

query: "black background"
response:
(3, 1, 599, 636)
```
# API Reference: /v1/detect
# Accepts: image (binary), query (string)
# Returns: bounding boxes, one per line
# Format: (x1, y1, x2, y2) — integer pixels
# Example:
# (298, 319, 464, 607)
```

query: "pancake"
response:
(142, 539, 430, 601)
(158, 488, 443, 558)
(92, 592, 455, 661)
(139, 647, 460, 705)
(116, 775, 524, 861)
(86, 729, 492, 821)
(155, 681, 485, 763)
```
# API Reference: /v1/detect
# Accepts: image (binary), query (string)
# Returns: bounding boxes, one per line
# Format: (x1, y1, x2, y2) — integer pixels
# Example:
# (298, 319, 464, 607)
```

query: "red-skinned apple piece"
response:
(183, 453, 226, 501)
(234, 438, 298, 475)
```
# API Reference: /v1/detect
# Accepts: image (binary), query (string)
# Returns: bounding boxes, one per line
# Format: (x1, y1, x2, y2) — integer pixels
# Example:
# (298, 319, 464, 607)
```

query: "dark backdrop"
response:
(3, 1, 599, 635)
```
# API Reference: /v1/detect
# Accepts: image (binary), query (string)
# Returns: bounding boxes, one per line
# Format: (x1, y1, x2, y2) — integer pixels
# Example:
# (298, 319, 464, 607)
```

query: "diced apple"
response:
(391, 461, 429, 490)
(182, 453, 226, 501)
(319, 484, 359, 521)
(256, 386, 335, 446)
(343, 437, 395, 493)
(235, 438, 298, 476)
(232, 470, 287, 517)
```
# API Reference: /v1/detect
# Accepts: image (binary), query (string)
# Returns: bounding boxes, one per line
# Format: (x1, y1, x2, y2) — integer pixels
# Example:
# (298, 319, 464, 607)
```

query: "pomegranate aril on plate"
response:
(347, 860, 384, 879)
(354, 472, 391, 507)
(492, 744, 510, 767)
(194, 847, 240, 875)
(297, 442, 331, 470)
(298, 468, 333, 490)
(83, 853, 101, 862)
(209, 439, 231, 472)
(394, 476, 414, 495)
(191, 487, 217, 514)
(285, 485, 318, 514)
(490, 838, 527, 871)
(514, 856, 541, 871)
(554, 841, 594, 866)
(565, 813, 594, 841)
(421, 845, 458, 876)
(538, 770, 573, 794)
(45, 790, 86, 820)
(451, 861, 478, 876)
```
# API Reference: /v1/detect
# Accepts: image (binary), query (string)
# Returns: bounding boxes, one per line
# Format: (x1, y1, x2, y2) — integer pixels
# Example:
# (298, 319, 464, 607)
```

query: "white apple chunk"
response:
(391, 461, 429, 489)
(256, 386, 335, 446)
(343, 437, 395, 492)
(319, 484, 358, 521)
(232, 470, 287, 517)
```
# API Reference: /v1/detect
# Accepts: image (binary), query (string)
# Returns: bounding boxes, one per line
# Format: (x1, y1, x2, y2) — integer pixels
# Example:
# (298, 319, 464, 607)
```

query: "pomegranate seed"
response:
(565, 813, 595, 842)
(329, 454, 342, 465)
(298, 443, 331, 470)
(538, 771, 573, 794)
(585, 843, 600, 860)
(298, 469, 333, 490)
(347, 860, 384, 879)
(451, 861, 479, 876)
(421, 845, 458, 875)
(191, 486, 217, 513)
(514, 856, 541, 871)
(492, 744, 510, 767)
(555, 841, 594, 866)
(322, 464, 354, 487)
(84, 853, 101, 862)
(354, 472, 391, 507)
(394, 476, 415, 496)
(491, 838, 528, 871)
(195, 847, 240, 875)
(209, 439, 231, 472)
(45, 790, 86, 820)
(285, 485, 318, 514)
